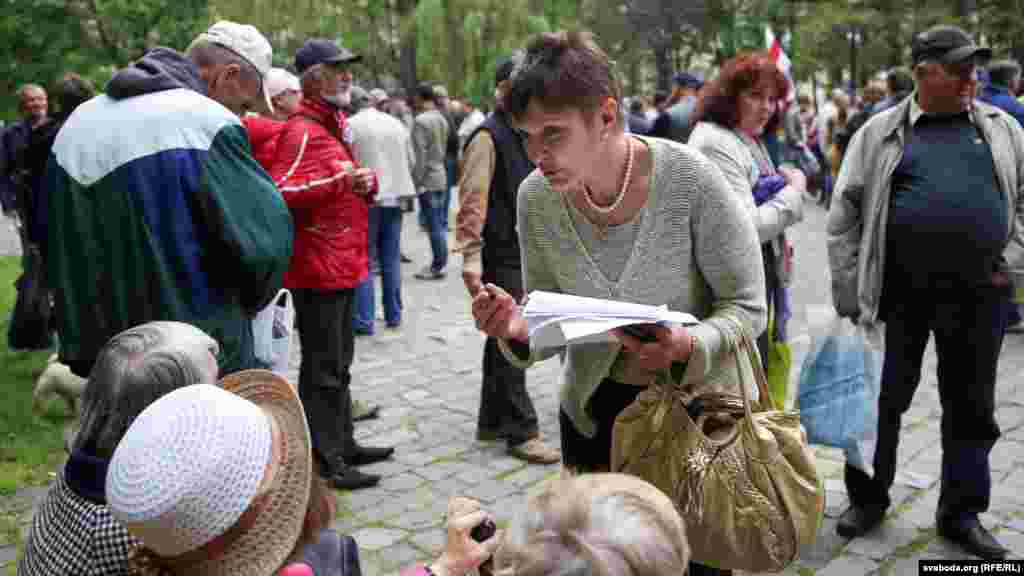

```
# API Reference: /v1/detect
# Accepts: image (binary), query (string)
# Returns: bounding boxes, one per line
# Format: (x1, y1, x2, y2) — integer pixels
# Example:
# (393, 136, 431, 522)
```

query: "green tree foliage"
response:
(6, 0, 1023, 120)
(1, 0, 209, 119)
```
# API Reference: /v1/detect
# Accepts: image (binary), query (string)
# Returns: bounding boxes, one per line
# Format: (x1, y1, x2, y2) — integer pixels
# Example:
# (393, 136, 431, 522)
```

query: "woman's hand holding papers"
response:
(612, 324, 695, 371)
(472, 283, 529, 343)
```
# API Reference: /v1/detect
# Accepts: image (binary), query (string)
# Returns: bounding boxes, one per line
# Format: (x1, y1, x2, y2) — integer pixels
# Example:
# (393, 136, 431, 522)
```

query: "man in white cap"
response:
(242, 67, 302, 168)
(46, 21, 293, 379)
(266, 67, 302, 120)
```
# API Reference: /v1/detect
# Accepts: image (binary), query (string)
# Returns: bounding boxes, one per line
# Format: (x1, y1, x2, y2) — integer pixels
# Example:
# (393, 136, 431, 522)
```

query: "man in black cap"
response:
(828, 25, 1024, 558)
(649, 71, 702, 142)
(453, 52, 560, 464)
(268, 37, 394, 490)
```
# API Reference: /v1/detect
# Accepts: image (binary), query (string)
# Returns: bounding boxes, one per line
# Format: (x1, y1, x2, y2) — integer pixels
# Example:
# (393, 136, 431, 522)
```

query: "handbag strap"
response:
(724, 318, 775, 420)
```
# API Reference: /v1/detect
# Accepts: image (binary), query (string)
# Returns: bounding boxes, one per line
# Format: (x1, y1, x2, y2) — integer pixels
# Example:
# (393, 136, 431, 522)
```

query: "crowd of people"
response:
(1, 15, 1023, 576)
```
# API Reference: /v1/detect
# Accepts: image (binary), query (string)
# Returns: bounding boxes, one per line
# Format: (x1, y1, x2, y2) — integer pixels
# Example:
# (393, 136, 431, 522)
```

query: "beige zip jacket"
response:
(827, 94, 1024, 323)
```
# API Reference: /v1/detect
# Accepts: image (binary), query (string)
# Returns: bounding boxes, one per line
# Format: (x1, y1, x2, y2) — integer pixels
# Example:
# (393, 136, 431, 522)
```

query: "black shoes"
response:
(323, 445, 394, 491)
(937, 516, 1008, 560)
(349, 444, 395, 467)
(836, 505, 886, 538)
(330, 466, 381, 490)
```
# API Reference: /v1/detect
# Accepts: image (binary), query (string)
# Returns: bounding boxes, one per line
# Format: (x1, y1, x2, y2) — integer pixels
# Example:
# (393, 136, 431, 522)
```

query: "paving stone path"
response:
(3, 200, 1024, 575)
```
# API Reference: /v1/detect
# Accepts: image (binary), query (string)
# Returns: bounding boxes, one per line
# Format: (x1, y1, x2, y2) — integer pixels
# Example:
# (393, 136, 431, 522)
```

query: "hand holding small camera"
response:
(430, 497, 502, 576)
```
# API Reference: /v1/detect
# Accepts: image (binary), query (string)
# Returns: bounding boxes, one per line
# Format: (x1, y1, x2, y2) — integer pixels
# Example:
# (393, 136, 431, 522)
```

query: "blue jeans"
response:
(418, 190, 448, 273)
(355, 206, 403, 330)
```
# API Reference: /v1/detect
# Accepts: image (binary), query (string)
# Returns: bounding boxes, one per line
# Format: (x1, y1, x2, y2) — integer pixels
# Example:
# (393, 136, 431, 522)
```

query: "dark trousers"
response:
(1008, 300, 1022, 326)
(559, 379, 728, 576)
(845, 284, 1008, 524)
(293, 287, 356, 478)
(478, 265, 538, 446)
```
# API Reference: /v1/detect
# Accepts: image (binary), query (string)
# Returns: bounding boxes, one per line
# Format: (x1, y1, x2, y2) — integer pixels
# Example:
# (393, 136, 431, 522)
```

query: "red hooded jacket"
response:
(269, 98, 375, 290)
(241, 115, 286, 170)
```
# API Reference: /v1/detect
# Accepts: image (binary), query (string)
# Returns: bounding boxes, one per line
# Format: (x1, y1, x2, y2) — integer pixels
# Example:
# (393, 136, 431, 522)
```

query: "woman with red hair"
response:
(689, 51, 807, 391)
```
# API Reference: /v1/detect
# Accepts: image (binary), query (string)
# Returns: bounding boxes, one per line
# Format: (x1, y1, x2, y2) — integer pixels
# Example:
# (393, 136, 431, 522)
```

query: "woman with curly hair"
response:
(688, 51, 807, 398)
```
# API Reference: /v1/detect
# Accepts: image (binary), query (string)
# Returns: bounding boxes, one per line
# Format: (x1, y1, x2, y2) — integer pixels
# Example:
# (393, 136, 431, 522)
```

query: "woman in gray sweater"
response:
(688, 51, 807, 389)
(470, 30, 766, 576)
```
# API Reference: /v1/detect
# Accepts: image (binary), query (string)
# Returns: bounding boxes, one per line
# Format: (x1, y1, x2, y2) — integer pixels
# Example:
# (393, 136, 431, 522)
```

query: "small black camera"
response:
(470, 518, 496, 542)
(470, 518, 497, 576)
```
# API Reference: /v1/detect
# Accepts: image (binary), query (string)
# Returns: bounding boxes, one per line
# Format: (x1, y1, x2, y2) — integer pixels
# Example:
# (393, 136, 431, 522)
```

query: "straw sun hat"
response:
(106, 370, 312, 575)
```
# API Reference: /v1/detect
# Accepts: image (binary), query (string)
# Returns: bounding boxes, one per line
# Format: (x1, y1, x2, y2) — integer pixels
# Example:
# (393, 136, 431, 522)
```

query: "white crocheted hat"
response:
(107, 371, 312, 575)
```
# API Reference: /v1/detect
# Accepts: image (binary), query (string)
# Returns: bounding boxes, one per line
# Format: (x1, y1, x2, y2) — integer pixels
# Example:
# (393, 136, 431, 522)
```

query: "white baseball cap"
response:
(265, 67, 300, 99)
(369, 88, 388, 105)
(195, 21, 275, 114)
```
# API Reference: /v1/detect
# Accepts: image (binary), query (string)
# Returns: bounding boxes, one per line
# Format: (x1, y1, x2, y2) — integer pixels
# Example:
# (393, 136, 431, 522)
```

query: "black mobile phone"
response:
(471, 519, 497, 576)
(620, 323, 660, 342)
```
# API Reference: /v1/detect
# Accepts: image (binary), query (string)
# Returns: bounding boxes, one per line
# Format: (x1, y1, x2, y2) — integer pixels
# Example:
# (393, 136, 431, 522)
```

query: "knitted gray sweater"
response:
(500, 136, 767, 437)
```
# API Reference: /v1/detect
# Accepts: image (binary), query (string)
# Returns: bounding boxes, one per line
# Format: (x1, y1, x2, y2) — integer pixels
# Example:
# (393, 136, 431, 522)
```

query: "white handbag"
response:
(252, 289, 295, 376)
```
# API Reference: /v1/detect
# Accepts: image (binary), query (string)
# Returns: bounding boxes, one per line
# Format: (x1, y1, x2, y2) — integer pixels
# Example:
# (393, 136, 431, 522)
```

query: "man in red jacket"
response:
(270, 38, 394, 490)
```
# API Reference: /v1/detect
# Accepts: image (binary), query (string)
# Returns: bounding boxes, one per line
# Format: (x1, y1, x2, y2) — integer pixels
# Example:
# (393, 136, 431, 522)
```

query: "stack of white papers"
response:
(522, 291, 700, 349)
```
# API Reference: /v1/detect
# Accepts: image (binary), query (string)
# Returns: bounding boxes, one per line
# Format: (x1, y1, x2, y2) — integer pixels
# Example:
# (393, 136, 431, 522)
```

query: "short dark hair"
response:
(886, 67, 914, 95)
(988, 60, 1021, 88)
(692, 51, 788, 129)
(52, 73, 95, 116)
(416, 82, 436, 101)
(502, 30, 621, 121)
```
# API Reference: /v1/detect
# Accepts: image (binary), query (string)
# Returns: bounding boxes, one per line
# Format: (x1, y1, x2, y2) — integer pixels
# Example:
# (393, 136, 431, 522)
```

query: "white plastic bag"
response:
(853, 320, 884, 474)
(797, 306, 884, 475)
(252, 289, 295, 376)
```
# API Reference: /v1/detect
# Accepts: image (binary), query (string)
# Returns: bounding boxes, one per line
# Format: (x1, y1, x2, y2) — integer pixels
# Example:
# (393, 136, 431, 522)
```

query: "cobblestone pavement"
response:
(3, 198, 1024, 575)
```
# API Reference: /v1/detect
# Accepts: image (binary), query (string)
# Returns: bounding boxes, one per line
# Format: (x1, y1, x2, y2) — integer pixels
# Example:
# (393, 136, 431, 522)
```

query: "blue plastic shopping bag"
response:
(797, 312, 884, 474)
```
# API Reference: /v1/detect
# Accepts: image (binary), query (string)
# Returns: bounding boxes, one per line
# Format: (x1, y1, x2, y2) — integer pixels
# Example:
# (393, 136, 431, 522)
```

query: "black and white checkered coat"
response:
(18, 472, 137, 575)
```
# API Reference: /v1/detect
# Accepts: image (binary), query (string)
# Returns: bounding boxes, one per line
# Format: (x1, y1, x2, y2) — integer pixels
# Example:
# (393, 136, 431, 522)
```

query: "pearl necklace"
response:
(583, 135, 635, 216)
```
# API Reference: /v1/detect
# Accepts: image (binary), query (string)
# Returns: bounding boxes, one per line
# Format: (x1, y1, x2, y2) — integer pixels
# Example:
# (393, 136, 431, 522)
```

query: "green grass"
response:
(0, 256, 68, 495)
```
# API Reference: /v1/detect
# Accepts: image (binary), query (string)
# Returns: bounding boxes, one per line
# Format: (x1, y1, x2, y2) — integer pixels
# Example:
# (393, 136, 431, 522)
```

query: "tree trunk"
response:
(397, 0, 418, 97)
(442, 0, 463, 97)
(653, 43, 672, 93)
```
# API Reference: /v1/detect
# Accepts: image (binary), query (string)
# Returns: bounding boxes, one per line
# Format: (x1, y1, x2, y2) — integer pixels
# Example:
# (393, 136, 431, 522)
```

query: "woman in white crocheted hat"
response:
(19, 321, 220, 576)
(106, 371, 347, 576)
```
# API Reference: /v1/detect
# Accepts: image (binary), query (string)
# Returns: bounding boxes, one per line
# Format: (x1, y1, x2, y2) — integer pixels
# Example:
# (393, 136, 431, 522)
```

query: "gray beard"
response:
(323, 89, 352, 108)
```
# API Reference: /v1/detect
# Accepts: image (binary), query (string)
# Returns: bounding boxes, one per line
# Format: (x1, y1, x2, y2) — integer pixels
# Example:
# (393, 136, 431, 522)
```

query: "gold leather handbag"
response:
(610, 320, 823, 572)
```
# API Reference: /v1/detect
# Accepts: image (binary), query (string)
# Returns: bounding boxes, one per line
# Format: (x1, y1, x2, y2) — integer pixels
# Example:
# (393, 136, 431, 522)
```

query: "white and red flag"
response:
(766, 27, 795, 103)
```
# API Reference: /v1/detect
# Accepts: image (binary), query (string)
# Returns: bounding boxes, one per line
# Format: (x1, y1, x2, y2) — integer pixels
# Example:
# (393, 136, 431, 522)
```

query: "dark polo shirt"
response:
(885, 105, 1007, 296)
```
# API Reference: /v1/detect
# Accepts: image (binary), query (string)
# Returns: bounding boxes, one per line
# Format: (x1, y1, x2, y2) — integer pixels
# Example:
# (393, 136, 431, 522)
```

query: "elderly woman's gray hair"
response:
(494, 473, 689, 576)
(71, 321, 219, 457)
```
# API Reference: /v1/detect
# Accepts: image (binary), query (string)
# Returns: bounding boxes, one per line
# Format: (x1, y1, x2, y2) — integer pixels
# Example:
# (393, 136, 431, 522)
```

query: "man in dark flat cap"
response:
(829, 25, 1024, 559)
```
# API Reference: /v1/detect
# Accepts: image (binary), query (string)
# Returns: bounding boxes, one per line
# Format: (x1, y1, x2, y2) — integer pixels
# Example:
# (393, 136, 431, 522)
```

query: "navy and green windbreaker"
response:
(46, 47, 293, 377)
